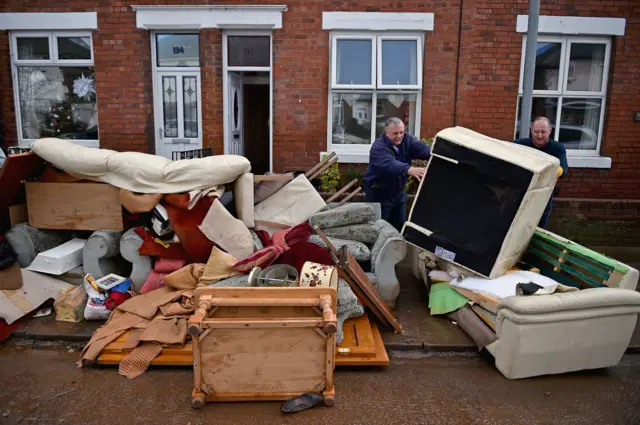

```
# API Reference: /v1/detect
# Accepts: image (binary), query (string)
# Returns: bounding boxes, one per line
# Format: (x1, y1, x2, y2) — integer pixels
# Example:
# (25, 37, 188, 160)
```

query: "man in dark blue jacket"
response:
(514, 116, 569, 229)
(363, 117, 431, 231)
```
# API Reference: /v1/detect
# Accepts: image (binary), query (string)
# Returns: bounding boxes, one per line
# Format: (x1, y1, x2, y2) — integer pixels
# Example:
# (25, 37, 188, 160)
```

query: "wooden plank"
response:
(194, 286, 337, 311)
(308, 156, 339, 180)
(201, 318, 324, 328)
(338, 245, 403, 333)
(452, 287, 499, 314)
(200, 327, 326, 394)
(529, 238, 611, 280)
(336, 321, 389, 367)
(0, 152, 45, 209)
(469, 305, 497, 332)
(305, 151, 336, 179)
(336, 314, 376, 357)
(325, 179, 358, 203)
(9, 204, 28, 226)
(334, 187, 362, 208)
(26, 182, 123, 231)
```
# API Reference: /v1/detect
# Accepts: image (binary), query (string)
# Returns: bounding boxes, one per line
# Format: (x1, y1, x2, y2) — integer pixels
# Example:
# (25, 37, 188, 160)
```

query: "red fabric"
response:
(154, 258, 186, 274)
(105, 291, 132, 311)
(232, 223, 314, 273)
(274, 241, 333, 274)
(138, 258, 185, 294)
(139, 270, 167, 294)
(134, 227, 189, 261)
(255, 230, 271, 247)
(162, 195, 215, 263)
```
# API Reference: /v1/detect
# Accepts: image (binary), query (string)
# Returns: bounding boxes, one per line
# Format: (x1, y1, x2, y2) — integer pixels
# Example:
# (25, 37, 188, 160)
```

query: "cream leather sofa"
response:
(409, 241, 640, 379)
(485, 287, 640, 379)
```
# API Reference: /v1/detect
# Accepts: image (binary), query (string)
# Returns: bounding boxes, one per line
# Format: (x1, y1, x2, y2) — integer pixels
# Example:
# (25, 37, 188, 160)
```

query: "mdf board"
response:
(403, 126, 559, 279)
(26, 182, 123, 231)
(189, 286, 338, 408)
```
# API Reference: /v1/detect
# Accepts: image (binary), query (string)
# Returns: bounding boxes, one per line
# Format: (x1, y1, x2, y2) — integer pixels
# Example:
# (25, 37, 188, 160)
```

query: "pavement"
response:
(0, 343, 639, 425)
(8, 261, 640, 354)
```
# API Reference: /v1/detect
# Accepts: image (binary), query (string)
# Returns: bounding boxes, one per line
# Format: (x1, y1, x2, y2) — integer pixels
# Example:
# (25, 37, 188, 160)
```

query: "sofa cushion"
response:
(323, 224, 379, 244)
(32, 138, 251, 194)
(234, 173, 255, 228)
(309, 204, 375, 229)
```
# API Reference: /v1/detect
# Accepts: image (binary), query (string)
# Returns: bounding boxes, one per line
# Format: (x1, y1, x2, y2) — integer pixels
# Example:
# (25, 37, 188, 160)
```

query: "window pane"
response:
(331, 93, 372, 145)
(515, 96, 558, 139)
(162, 76, 178, 138)
(531, 42, 561, 91)
(156, 34, 200, 67)
(567, 43, 606, 92)
(228, 36, 270, 67)
(183, 76, 198, 138)
(381, 40, 418, 86)
(17, 38, 50, 60)
(558, 98, 601, 150)
(17, 66, 99, 140)
(375, 93, 418, 137)
(336, 39, 372, 85)
(57, 37, 91, 60)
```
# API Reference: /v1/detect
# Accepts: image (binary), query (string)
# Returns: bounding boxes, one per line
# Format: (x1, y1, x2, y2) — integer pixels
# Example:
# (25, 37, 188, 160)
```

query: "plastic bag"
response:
(83, 274, 111, 320)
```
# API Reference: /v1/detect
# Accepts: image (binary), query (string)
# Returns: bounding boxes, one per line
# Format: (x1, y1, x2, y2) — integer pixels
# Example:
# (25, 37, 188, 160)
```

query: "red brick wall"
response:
(456, 0, 640, 199)
(1, 0, 638, 200)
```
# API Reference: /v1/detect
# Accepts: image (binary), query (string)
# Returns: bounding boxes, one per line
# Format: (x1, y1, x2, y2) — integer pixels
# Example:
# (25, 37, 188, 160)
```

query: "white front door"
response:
(155, 71, 203, 159)
(228, 72, 244, 156)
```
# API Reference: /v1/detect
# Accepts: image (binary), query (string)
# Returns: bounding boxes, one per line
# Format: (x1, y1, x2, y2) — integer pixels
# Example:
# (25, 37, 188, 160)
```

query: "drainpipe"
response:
(453, 0, 463, 127)
(519, 0, 540, 139)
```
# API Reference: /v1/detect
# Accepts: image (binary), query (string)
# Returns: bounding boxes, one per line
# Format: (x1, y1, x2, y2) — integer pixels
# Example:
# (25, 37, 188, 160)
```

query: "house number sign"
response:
(173, 46, 185, 54)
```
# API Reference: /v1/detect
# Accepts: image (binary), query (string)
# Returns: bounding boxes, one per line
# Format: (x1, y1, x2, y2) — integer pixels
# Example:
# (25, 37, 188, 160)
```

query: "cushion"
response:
(254, 174, 326, 228)
(234, 173, 255, 228)
(198, 199, 254, 261)
(309, 204, 376, 229)
(32, 138, 251, 194)
(323, 224, 379, 244)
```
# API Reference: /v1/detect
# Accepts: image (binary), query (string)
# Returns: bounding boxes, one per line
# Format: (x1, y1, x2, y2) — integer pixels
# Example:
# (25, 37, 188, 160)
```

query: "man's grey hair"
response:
(385, 117, 404, 128)
(531, 116, 551, 129)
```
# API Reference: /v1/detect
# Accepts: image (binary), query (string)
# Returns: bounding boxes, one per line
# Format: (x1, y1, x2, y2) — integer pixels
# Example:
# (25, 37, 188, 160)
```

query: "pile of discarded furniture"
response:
(0, 138, 406, 409)
(405, 127, 640, 379)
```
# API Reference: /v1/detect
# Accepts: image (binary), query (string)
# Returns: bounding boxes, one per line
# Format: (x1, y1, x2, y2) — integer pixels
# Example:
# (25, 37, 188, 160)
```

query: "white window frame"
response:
(327, 31, 424, 162)
(516, 35, 612, 163)
(377, 35, 422, 90)
(150, 31, 204, 158)
(9, 30, 98, 148)
(331, 34, 376, 90)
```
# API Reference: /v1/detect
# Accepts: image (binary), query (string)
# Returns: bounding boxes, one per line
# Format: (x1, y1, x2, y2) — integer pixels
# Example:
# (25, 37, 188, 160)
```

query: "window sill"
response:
(567, 156, 611, 169)
(321, 151, 370, 164)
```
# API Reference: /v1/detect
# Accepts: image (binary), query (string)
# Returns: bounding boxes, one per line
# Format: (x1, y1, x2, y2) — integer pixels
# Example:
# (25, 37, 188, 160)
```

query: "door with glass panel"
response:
(152, 32, 202, 159)
(156, 72, 202, 157)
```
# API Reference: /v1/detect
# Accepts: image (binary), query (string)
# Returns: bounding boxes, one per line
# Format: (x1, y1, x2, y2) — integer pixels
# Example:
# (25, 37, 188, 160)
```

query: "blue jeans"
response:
(364, 182, 407, 232)
(539, 198, 553, 229)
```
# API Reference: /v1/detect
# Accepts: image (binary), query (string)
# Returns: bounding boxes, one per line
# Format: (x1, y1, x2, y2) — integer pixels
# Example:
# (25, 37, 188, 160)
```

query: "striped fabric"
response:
(119, 342, 163, 379)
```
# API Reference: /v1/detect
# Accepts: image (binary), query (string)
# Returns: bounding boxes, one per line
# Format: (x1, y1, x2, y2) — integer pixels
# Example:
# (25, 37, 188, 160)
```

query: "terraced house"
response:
(0, 1, 638, 244)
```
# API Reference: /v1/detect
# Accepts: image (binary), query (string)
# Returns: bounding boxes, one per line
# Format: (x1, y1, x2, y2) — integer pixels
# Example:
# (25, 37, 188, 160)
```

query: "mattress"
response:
(402, 126, 559, 279)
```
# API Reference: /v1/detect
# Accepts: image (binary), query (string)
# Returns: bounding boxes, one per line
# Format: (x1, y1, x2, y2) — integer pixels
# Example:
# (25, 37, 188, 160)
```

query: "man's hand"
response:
(408, 166, 426, 181)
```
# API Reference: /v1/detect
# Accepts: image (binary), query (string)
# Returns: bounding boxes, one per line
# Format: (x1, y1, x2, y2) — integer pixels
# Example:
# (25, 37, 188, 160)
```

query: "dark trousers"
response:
(538, 198, 553, 229)
(364, 183, 407, 232)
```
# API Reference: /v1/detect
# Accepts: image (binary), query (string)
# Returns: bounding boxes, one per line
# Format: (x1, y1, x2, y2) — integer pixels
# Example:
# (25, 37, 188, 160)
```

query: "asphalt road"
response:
(0, 343, 639, 425)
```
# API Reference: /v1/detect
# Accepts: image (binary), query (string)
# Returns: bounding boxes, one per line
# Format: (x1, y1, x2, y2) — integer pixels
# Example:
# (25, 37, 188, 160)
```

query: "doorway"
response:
(223, 32, 272, 172)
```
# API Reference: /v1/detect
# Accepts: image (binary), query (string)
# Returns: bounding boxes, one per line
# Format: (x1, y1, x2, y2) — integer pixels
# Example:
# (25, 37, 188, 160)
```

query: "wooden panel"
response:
(9, 204, 28, 226)
(26, 182, 123, 231)
(336, 321, 389, 367)
(213, 305, 319, 319)
(200, 327, 326, 395)
(0, 152, 45, 209)
(336, 314, 376, 357)
(452, 287, 499, 314)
